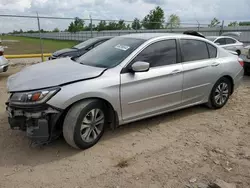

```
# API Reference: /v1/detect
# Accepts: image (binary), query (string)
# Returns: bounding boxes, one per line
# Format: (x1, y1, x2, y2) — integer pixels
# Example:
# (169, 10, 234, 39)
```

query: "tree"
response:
(142, 6, 165, 29)
(106, 22, 115, 30)
(53, 28, 60, 32)
(132, 18, 142, 30)
(228, 21, 239, 27)
(166, 14, 180, 28)
(116, 20, 126, 30)
(68, 17, 85, 32)
(96, 20, 107, 31)
(209, 18, 221, 27)
(126, 24, 131, 30)
(239, 21, 250, 26)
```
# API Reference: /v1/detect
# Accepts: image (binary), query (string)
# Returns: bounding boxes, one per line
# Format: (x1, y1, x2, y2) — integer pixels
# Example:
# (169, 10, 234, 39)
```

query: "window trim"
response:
(225, 37, 237, 45)
(206, 43, 218, 59)
(179, 38, 211, 63)
(121, 39, 180, 73)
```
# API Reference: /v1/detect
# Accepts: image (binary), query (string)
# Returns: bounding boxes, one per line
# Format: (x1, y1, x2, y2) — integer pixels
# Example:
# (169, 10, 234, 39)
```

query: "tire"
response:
(236, 50, 241, 56)
(207, 77, 232, 109)
(63, 99, 107, 149)
(244, 66, 250, 76)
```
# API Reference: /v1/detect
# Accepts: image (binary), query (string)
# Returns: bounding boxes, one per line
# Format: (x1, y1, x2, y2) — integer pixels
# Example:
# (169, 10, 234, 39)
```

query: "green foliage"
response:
(126, 24, 131, 30)
(228, 21, 239, 27)
(239, 21, 250, 26)
(96, 20, 127, 31)
(68, 17, 85, 33)
(166, 14, 180, 28)
(96, 20, 107, 31)
(132, 18, 142, 30)
(142, 6, 165, 29)
(53, 28, 60, 32)
(209, 18, 221, 27)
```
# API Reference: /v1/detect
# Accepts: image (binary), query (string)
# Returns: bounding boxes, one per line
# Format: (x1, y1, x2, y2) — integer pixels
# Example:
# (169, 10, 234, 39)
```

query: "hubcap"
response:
(214, 82, 229, 105)
(80, 108, 104, 143)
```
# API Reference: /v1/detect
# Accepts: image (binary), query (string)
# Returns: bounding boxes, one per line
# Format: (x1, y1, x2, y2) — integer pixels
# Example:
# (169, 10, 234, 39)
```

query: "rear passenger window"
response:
(225, 38, 236, 44)
(207, 43, 217, 58)
(180, 39, 209, 62)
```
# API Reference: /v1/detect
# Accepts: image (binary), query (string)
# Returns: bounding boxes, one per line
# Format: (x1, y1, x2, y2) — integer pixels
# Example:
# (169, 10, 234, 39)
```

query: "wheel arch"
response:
(221, 75, 234, 94)
(57, 97, 119, 131)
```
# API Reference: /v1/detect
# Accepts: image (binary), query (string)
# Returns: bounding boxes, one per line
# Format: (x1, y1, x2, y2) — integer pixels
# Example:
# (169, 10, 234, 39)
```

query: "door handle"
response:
(211, 62, 220, 67)
(170, 69, 182, 74)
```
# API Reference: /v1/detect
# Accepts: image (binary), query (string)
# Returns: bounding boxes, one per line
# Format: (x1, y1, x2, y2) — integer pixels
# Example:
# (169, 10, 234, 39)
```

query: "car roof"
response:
(95, 36, 114, 40)
(119, 33, 187, 40)
(118, 33, 210, 41)
(206, 36, 238, 40)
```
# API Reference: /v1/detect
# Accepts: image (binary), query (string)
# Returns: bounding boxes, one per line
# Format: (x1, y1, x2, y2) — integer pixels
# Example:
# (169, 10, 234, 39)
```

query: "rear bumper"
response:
(0, 64, 8, 72)
(234, 68, 244, 91)
(0, 56, 9, 73)
(6, 104, 62, 144)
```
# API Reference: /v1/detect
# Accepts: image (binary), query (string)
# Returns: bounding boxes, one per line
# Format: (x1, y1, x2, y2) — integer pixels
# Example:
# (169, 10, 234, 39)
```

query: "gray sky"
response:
(0, 0, 250, 32)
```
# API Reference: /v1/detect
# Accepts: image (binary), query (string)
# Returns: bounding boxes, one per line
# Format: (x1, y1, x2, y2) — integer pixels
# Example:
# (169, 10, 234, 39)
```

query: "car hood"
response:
(53, 48, 78, 57)
(7, 58, 106, 92)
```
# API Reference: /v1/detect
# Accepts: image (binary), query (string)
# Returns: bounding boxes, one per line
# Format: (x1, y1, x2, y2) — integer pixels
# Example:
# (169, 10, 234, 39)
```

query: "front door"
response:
(120, 39, 183, 122)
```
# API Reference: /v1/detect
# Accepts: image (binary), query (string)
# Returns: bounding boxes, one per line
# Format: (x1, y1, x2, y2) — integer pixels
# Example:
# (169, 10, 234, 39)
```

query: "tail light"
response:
(238, 58, 244, 67)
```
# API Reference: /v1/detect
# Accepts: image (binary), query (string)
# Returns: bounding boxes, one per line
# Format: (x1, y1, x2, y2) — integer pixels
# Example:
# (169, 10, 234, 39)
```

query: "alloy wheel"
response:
(214, 82, 229, 106)
(80, 108, 105, 143)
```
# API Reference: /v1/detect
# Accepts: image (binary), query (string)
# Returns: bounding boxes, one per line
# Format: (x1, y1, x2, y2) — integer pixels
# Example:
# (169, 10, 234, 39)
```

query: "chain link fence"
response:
(1, 14, 250, 57)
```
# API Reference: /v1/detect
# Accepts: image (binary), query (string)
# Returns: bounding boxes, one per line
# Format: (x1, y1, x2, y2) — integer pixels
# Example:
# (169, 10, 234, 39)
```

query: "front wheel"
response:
(63, 100, 106, 149)
(207, 77, 232, 109)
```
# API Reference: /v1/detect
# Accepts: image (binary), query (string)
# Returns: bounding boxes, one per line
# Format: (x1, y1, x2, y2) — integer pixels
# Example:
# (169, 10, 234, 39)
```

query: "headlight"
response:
(10, 88, 60, 105)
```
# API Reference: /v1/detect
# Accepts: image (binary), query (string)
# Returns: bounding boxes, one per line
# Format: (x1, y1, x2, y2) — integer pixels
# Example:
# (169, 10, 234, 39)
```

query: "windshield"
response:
(76, 37, 146, 68)
(206, 36, 217, 42)
(73, 38, 99, 49)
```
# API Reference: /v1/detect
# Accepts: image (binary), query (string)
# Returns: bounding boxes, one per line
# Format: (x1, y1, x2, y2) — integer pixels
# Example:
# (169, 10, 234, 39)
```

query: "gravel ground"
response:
(0, 65, 250, 188)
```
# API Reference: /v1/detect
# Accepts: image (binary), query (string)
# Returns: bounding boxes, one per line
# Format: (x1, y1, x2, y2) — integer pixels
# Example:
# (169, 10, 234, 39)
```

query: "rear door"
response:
(120, 39, 183, 122)
(224, 37, 239, 51)
(180, 39, 221, 106)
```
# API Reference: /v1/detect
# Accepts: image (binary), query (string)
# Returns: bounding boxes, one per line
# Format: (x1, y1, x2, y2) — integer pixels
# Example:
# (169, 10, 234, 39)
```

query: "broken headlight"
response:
(10, 88, 60, 105)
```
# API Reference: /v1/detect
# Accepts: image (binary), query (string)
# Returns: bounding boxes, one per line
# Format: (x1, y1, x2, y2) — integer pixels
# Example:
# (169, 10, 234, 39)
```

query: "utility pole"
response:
(37, 12, 44, 62)
(89, 14, 93, 38)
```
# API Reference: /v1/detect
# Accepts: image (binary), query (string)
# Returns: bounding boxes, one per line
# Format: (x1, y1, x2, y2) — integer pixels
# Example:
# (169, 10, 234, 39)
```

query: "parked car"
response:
(6, 33, 244, 149)
(48, 36, 113, 60)
(240, 45, 250, 75)
(0, 45, 8, 73)
(206, 35, 244, 55)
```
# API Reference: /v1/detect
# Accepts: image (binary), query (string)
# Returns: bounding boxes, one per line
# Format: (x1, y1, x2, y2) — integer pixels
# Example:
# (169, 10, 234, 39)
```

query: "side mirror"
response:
(131, 61, 150, 72)
(215, 42, 221, 45)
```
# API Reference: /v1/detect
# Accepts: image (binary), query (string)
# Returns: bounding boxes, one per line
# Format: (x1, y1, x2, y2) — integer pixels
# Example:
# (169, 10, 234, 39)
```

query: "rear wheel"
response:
(207, 77, 232, 109)
(63, 100, 107, 149)
(236, 50, 241, 56)
(244, 66, 250, 76)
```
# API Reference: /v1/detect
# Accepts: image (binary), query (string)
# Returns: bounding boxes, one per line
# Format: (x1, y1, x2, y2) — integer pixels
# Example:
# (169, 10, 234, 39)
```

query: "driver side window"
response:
(132, 39, 177, 68)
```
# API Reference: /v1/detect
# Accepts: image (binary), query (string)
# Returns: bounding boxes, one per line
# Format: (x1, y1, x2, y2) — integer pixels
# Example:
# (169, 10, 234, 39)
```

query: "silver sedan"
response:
(0, 46, 8, 73)
(6, 33, 244, 149)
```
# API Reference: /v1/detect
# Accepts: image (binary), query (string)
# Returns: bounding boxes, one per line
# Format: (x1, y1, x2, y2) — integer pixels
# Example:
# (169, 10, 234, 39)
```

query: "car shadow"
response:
(102, 104, 209, 141)
(0, 104, 209, 168)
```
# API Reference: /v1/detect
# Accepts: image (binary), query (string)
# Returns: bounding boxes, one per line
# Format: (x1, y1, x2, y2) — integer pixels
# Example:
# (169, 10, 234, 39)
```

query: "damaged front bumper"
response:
(6, 103, 62, 144)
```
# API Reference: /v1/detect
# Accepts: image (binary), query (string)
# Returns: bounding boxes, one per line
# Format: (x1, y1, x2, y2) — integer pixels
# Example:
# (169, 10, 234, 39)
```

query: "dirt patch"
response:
(0, 66, 250, 188)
